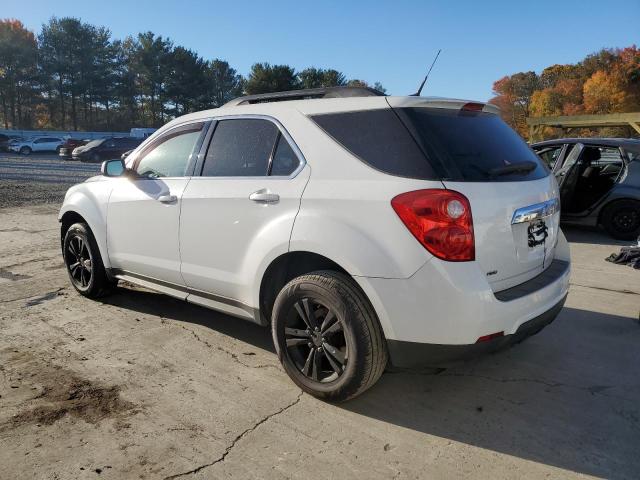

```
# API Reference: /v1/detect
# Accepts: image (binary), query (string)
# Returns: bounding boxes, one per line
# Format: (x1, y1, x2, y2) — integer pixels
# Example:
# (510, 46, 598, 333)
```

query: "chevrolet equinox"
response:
(59, 87, 570, 401)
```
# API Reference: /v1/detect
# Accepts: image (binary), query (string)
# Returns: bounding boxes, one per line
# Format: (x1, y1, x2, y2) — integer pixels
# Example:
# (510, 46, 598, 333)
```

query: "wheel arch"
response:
(258, 251, 350, 325)
(59, 190, 110, 269)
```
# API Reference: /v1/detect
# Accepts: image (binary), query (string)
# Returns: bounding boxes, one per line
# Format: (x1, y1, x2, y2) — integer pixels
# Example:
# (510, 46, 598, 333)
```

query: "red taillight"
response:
(391, 189, 475, 261)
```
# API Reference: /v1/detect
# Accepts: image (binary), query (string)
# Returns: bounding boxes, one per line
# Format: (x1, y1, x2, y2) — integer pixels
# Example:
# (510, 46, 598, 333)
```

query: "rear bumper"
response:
(387, 295, 566, 368)
(354, 229, 571, 364)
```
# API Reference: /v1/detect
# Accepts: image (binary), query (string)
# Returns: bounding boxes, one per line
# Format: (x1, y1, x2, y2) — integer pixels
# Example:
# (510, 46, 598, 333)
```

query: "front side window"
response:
(202, 119, 278, 177)
(135, 122, 204, 178)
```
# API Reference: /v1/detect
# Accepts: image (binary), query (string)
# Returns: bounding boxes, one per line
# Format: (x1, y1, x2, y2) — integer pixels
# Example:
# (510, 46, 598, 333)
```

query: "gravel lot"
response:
(0, 152, 100, 208)
(0, 179, 638, 478)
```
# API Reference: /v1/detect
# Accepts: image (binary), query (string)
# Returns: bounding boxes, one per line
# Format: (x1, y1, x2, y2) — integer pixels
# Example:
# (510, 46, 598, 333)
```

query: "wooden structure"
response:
(527, 112, 640, 141)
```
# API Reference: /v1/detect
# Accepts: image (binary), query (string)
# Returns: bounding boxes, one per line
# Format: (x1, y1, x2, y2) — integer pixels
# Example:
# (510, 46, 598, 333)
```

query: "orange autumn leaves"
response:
(490, 46, 640, 138)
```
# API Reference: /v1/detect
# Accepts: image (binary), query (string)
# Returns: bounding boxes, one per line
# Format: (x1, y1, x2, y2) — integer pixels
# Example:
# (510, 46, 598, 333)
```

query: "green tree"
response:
(206, 59, 243, 107)
(132, 32, 172, 126)
(0, 19, 38, 129)
(244, 63, 298, 94)
(165, 46, 207, 116)
(298, 67, 346, 89)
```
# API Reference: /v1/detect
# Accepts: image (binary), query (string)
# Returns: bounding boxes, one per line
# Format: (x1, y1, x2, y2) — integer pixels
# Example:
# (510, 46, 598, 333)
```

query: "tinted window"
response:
(135, 123, 204, 178)
(202, 119, 278, 177)
(311, 109, 436, 179)
(397, 108, 548, 181)
(270, 135, 299, 176)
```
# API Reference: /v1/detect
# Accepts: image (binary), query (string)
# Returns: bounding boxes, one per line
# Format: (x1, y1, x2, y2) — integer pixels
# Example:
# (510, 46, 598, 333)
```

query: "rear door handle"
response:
(158, 194, 178, 204)
(249, 190, 279, 204)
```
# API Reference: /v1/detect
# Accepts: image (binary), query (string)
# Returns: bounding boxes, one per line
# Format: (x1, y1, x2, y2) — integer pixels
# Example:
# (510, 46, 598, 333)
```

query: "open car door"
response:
(555, 143, 584, 210)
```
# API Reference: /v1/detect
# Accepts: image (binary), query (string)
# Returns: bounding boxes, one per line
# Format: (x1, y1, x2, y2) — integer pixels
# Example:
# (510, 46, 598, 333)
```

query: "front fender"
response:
(58, 181, 113, 268)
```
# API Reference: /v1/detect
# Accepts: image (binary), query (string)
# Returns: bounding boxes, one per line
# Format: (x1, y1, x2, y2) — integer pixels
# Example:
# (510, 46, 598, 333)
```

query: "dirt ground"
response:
(0, 203, 638, 480)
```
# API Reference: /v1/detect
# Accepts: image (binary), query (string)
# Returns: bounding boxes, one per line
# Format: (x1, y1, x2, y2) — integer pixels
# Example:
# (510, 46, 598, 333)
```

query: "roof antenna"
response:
(412, 49, 441, 96)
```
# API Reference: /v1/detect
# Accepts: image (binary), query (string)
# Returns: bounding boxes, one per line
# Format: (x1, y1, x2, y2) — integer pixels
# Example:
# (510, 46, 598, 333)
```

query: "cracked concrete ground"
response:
(0, 204, 638, 480)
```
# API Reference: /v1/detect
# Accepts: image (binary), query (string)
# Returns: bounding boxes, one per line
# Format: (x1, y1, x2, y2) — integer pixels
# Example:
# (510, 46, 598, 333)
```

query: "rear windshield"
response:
(311, 107, 548, 182)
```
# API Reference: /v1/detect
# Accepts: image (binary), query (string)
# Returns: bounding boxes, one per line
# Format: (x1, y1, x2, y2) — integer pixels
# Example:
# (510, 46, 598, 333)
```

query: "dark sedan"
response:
(59, 138, 89, 160)
(532, 138, 640, 240)
(72, 137, 142, 163)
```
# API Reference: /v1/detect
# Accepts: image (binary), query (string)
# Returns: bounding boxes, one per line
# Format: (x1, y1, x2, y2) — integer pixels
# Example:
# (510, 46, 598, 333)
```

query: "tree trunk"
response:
(1, 95, 8, 130)
(58, 74, 65, 130)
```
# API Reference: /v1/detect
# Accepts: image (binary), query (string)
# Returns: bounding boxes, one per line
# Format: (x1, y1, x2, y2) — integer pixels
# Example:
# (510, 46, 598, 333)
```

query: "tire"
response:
(601, 200, 640, 240)
(271, 270, 387, 402)
(19, 146, 31, 155)
(63, 222, 115, 298)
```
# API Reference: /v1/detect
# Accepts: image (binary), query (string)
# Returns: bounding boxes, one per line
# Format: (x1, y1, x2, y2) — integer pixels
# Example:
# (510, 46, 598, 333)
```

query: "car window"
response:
(135, 122, 204, 178)
(202, 119, 278, 177)
(536, 145, 564, 169)
(270, 135, 300, 176)
(312, 109, 436, 179)
(395, 107, 548, 181)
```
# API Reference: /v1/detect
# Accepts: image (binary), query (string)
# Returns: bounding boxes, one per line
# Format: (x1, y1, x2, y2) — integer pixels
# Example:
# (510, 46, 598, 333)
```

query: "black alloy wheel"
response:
(65, 233, 93, 290)
(272, 271, 387, 402)
(284, 297, 348, 383)
(602, 200, 640, 240)
(62, 222, 115, 298)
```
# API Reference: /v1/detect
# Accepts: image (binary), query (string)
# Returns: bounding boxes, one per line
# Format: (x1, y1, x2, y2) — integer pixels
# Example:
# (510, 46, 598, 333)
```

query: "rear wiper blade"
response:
(489, 161, 537, 178)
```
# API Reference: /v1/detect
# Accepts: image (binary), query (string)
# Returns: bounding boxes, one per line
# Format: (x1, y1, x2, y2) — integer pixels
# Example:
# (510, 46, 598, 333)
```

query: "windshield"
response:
(85, 139, 104, 148)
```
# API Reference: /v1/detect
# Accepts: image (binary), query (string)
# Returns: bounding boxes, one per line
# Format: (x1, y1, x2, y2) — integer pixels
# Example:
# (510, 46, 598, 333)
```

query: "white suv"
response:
(9, 136, 64, 155)
(59, 87, 570, 401)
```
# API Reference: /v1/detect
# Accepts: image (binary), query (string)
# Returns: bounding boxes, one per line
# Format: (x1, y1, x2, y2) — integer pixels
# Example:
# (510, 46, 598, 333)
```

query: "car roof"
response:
(167, 94, 499, 132)
(532, 137, 640, 153)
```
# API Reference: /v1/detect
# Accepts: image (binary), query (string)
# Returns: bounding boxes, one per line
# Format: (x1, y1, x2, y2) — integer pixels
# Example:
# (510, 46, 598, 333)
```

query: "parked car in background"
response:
(59, 86, 570, 401)
(0, 134, 22, 152)
(532, 138, 640, 240)
(59, 138, 89, 160)
(72, 137, 143, 162)
(8, 136, 64, 155)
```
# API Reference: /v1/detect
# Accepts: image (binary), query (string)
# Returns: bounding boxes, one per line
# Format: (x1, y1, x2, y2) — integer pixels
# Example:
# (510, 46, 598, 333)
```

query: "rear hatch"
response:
(387, 98, 559, 291)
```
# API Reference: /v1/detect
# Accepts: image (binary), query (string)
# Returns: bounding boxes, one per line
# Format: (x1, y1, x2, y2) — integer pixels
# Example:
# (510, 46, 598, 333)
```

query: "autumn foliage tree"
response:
(490, 46, 640, 140)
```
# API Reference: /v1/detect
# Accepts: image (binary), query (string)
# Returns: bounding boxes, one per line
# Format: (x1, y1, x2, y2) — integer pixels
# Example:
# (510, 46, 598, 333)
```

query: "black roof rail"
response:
(224, 86, 385, 107)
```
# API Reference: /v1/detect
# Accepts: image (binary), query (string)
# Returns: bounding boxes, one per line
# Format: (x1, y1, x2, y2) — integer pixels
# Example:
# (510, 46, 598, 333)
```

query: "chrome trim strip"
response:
(511, 198, 559, 225)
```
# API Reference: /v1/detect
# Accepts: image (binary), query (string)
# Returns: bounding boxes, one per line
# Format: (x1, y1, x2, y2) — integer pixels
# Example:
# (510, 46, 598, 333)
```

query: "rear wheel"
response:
(601, 200, 640, 240)
(19, 146, 31, 155)
(63, 222, 115, 298)
(271, 271, 387, 402)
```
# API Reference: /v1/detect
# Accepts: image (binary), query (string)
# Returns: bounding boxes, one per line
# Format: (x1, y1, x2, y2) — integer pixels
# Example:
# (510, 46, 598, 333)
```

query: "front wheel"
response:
(63, 222, 115, 298)
(271, 271, 387, 402)
(20, 146, 31, 155)
(601, 200, 640, 240)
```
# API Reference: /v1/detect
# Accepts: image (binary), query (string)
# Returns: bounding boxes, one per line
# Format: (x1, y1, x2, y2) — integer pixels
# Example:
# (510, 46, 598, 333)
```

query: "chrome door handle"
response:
(249, 190, 279, 204)
(158, 194, 178, 204)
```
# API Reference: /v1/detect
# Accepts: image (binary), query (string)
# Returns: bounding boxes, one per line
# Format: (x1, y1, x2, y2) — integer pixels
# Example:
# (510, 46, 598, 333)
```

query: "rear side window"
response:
(311, 109, 437, 179)
(396, 107, 548, 181)
(270, 135, 299, 176)
(202, 119, 278, 177)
